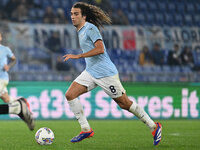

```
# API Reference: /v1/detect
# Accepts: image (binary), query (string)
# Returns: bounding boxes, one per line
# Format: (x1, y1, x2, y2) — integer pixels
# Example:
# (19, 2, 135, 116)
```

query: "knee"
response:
(115, 98, 133, 110)
(118, 103, 130, 110)
(65, 92, 74, 101)
(1, 95, 10, 103)
(116, 100, 131, 110)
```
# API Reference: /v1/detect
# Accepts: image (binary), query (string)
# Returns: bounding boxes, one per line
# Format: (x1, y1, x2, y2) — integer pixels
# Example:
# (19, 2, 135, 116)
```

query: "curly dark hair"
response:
(72, 2, 111, 29)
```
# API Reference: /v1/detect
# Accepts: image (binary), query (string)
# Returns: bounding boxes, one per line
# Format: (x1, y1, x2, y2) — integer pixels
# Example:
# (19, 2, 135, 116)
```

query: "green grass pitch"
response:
(0, 120, 199, 150)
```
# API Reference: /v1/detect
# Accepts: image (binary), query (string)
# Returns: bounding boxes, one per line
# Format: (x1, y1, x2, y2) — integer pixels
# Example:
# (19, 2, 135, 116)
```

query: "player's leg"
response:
(113, 94, 156, 130)
(0, 80, 15, 103)
(0, 92, 16, 103)
(97, 74, 162, 145)
(65, 71, 96, 142)
(0, 97, 35, 130)
(65, 81, 91, 132)
(113, 94, 162, 145)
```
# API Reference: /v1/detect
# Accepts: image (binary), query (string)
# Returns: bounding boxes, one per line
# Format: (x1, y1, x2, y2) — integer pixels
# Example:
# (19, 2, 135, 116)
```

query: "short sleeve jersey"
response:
(0, 44, 14, 80)
(78, 22, 118, 78)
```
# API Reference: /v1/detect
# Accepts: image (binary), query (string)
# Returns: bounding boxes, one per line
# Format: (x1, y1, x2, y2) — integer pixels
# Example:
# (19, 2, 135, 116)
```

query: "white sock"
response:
(8, 101, 21, 114)
(68, 98, 90, 132)
(129, 102, 156, 132)
(8, 96, 16, 103)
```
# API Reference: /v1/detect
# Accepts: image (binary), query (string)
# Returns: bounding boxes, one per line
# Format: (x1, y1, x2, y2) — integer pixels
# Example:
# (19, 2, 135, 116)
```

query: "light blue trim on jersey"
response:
(78, 22, 118, 78)
(0, 45, 14, 80)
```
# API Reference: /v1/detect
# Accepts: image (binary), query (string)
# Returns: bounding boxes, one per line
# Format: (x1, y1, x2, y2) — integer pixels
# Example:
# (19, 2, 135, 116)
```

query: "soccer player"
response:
(63, 2, 162, 145)
(0, 32, 35, 130)
(0, 32, 17, 103)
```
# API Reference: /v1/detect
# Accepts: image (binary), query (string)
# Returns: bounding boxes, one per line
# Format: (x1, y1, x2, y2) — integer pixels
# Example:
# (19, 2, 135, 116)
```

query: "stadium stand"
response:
(0, 0, 200, 82)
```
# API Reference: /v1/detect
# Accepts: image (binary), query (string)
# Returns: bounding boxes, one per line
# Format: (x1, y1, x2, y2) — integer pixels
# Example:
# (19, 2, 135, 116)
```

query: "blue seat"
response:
(157, 1, 168, 12)
(128, 13, 137, 25)
(153, 66, 162, 73)
(174, 14, 183, 26)
(29, 9, 38, 19)
(186, 3, 195, 13)
(148, 1, 157, 12)
(142, 66, 154, 72)
(146, 13, 155, 25)
(1, 0, 9, 7)
(33, 0, 41, 6)
(171, 66, 181, 73)
(51, 0, 61, 9)
(42, 0, 51, 8)
(195, 3, 200, 13)
(60, 0, 71, 9)
(181, 66, 192, 73)
(167, 2, 176, 13)
(162, 66, 171, 72)
(136, 13, 146, 25)
(164, 13, 174, 26)
(184, 15, 193, 26)
(176, 2, 185, 13)
(154, 13, 164, 26)
(193, 14, 200, 26)
(138, 1, 148, 11)
(37, 9, 45, 19)
(129, 1, 138, 12)
(193, 50, 200, 67)
(119, 1, 129, 11)
(110, 1, 119, 9)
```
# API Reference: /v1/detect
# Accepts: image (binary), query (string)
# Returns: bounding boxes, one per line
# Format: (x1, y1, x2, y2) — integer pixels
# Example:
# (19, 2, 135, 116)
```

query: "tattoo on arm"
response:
(8, 56, 16, 69)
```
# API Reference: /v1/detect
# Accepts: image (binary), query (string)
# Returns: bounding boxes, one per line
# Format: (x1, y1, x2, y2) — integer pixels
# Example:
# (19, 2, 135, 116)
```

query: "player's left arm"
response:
(63, 40, 104, 61)
(4, 55, 16, 72)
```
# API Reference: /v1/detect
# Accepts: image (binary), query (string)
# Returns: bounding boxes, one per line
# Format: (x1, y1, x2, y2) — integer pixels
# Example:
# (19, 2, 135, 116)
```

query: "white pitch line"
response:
(169, 133, 180, 136)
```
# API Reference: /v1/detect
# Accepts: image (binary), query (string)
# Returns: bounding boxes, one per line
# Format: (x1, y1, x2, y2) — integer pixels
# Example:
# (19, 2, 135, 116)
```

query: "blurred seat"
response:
(162, 66, 171, 72)
(146, 13, 155, 26)
(174, 14, 184, 26)
(128, 13, 137, 25)
(157, 1, 168, 13)
(37, 9, 45, 19)
(154, 13, 164, 26)
(181, 66, 192, 73)
(110, 1, 119, 9)
(138, 0, 148, 12)
(1, 0, 9, 7)
(163, 13, 174, 26)
(42, 0, 51, 8)
(51, 0, 61, 9)
(184, 14, 193, 26)
(33, 0, 42, 6)
(171, 66, 181, 73)
(195, 3, 200, 13)
(152, 66, 162, 73)
(129, 0, 138, 12)
(147, 1, 157, 12)
(28, 9, 38, 20)
(167, 2, 177, 13)
(60, 0, 72, 9)
(186, 3, 195, 13)
(176, 2, 185, 13)
(193, 14, 200, 26)
(119, 0, 129, 11)
(193, 50, 200, 67)
(136, 12, 146, 25)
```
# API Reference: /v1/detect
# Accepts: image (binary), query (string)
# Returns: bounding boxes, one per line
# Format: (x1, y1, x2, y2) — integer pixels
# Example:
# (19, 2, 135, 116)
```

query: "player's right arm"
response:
(63, 40, 104, 62)
(3, 55, 16, 72)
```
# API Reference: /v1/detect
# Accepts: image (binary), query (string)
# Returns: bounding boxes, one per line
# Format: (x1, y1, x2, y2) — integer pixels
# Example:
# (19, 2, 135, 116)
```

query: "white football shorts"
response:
(74, 70, 126, 98)
(0, 80, 8, 96)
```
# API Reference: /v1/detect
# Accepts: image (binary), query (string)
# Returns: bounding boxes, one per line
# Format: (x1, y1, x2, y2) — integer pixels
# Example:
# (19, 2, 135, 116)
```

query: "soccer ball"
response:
(35, 127, 55, 145)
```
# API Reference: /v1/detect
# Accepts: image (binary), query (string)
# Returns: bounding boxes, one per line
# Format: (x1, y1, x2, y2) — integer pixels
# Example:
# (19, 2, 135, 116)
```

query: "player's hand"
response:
(3, 65, 10, 72)
(63, 54, 81, 61)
